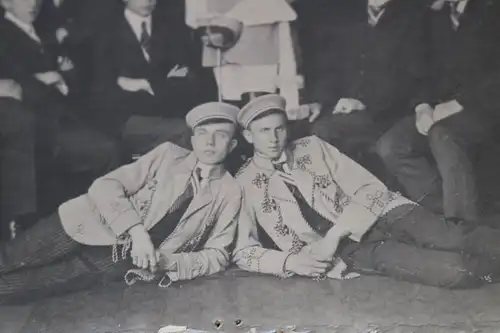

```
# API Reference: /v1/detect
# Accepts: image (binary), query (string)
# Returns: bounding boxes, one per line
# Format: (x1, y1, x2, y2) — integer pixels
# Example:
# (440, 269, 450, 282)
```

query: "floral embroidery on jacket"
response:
(295, 155, 312, 171)
(366, 190, 400, 216)
(252, 173, 270, 189)
(313, 174, 332, 189)
(291, 138, 311, 149)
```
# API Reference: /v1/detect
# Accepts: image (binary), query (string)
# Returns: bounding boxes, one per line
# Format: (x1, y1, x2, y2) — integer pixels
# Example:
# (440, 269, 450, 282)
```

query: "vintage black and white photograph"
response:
(1, 0, 500, 332)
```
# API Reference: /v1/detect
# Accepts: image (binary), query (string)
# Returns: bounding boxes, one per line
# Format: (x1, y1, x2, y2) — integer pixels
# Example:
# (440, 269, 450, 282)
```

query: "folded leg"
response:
(0, 213, 80, 274)
(346, 240, 497, 289)
(374, 204, 500, 258)
(0, 246, 131, 305)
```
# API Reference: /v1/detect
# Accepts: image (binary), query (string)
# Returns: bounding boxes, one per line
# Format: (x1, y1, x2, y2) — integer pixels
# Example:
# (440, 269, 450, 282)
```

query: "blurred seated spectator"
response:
(87, 0, 217, 157)
(295, 0, 429, 165)
(0, 0, 120, 214)
(0, 79, 37, 240)
(34, 0, 122, 100)
(376, 0, 500, 224)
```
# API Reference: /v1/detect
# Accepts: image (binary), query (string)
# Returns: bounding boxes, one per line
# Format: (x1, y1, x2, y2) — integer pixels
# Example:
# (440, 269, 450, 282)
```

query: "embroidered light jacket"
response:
(58, 142, 242, 281)
(232, 136, 413, 276)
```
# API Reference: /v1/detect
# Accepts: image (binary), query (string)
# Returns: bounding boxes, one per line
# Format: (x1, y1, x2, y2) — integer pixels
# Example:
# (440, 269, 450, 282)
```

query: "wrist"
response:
(128, 224, 146, 237)
(283, 253, 295, 272)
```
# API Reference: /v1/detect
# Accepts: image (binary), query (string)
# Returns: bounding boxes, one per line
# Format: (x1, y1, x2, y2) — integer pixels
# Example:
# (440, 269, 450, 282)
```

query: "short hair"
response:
(247, 109, 287, 129)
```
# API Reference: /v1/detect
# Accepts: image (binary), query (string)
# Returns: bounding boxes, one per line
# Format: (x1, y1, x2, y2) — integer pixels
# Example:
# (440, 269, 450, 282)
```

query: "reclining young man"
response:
(0, 102, 242, 304)
(233, 94, 500, 289)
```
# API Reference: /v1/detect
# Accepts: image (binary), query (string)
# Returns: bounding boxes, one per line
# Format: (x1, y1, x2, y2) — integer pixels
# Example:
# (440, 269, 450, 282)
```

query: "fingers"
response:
(149, 251, 157, 271)
(309, 107, 321, 123)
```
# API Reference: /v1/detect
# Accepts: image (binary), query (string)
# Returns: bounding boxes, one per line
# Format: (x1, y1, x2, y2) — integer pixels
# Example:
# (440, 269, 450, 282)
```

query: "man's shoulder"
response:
(151, 142, 192, 164)
(217, 172, 243, 200)
(289, 135, 322, 154)
(234, 157, 256, 182)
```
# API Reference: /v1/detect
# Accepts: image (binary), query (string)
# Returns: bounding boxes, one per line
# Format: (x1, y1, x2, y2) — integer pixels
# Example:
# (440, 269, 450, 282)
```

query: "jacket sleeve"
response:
(87, 142, 171, 237)
(315, 136, 390, 241)
(163, 184, 242, 281)
(232, 190, 294, 277)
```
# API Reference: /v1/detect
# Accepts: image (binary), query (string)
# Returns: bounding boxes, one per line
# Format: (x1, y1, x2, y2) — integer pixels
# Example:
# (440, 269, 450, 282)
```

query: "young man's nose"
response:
(206, 134, 215, 146)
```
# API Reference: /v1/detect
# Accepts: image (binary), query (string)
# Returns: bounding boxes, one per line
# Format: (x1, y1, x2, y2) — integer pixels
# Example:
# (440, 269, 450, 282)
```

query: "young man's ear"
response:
(229, 139, 238, 153)
(242, 129, 253, 144)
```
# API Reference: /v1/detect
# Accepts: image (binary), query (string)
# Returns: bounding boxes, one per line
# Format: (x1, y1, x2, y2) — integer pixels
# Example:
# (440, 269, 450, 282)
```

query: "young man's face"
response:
(191, 122, 237, 165)
(3, 0, 42, 24)
(123, 0, 156, 17)
(244, 112, 288, 160)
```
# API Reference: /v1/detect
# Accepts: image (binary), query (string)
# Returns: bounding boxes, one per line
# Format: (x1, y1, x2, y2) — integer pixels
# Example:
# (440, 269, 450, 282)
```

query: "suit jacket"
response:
(0, 18, 67, 110)
(90, 6, 216, 121)
(301, 0, 430, 124)
(428, 0, 500, 120)
(34, 0, 123, 96)
(232, 136, 414, 276)
(35, 0, 121, 46)
(59, 142, 242, 281)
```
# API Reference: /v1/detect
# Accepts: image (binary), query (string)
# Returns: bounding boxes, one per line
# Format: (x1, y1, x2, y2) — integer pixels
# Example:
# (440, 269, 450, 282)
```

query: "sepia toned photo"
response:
(1, 0, 500, 332)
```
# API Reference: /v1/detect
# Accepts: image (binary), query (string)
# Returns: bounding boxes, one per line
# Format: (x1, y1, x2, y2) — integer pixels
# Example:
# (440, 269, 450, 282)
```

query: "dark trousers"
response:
(0, 99, 37, 233)
(36, 116, 121, 215)
(311, 112, 387, 158)
(120, 115, 192, 157)
(376, 112, 494, 222)
(344, 204, 500, 289)
(0, 213, 131, 304)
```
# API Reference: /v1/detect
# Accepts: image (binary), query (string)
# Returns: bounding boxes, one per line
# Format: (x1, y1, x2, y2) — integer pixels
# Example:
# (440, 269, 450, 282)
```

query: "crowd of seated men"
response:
(1, 0, 500, 302)
(1, 0, 500, 244)
(0, 0, 217, 239)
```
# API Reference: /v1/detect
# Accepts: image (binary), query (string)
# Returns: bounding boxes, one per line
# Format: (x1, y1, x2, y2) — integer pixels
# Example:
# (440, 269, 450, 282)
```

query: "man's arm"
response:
(315, 136, 388, 241)
(159, 184, 242, 281)
(87, 142, 172, 237)
(232, 191, 295, 277)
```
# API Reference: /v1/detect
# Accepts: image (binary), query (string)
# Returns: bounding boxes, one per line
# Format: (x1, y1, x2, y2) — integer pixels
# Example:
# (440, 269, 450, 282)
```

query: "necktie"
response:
(273, 162, 334, 237)
(140, 21, 151, 57)
(148, 180, 195, 248)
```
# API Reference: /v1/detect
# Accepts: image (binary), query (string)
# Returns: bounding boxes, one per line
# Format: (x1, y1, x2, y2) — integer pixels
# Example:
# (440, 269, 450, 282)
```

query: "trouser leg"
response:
(0, 212, 80, 274)
(0, 247, 131, 305)
(373, 204, 500, 258)
(121, 115, 192, 157)
(0, 100, 37, 227)
(376, 116, 444, 214)
(346, 240, 496, 289)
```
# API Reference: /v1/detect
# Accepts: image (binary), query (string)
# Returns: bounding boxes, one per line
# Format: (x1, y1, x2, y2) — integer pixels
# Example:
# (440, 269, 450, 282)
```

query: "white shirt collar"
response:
(4, 11, 41, 43)
(193, 162, 224, 180)
(124, 8, 152, 41)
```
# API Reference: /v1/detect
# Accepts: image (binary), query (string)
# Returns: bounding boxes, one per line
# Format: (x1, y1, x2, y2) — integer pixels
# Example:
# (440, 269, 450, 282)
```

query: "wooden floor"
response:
(2, 270, 500, 333)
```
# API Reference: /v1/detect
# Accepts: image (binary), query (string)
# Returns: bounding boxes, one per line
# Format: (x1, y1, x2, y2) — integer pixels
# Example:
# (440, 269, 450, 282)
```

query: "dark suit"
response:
(34, 0, 123, 98)
(377, 0, 500, 222)
(0, 97, 37, 239)
(0, 17, 119, 211)
(89, 5, 216, 155)
(301, 0, 429, 157)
